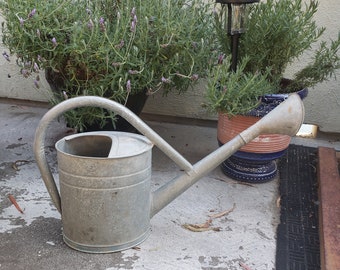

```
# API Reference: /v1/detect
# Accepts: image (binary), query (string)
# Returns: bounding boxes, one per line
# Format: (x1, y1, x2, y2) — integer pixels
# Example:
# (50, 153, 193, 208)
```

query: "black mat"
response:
(276, 144, 320, 270)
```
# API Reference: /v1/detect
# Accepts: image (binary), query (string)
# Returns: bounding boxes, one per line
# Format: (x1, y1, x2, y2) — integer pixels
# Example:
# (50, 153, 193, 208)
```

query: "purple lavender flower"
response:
(131, 7, 136, 17)
(34, 80, 40, 89)
(19, 17, 24, 27)
(112, 62, 121, 67)
(130, 20, 136, 32)
(126, 80, 131, 93)
(28, 8, 36, 19)
(130, 7, 137, 32)
(115, 40, 125, 49)
(191, 74, 199, 81)
(24, 61, 31, 68)
(161, 77, 171, 84)
(87, 19, 94, 30)
(51, 37, 57, 47)
(33, 62, 39, 72)
(21, 69, 29, 78)
(128, 70, 138, 75)
(99, 17, 105, 32)
(2, 51, 10, 62)
(217, 53, 225, 65)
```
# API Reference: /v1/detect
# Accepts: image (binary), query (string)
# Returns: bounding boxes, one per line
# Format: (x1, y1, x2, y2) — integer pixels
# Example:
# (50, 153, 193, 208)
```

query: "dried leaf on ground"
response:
(209, 203, 236, 219)
(183, 219, 211, 231)
(8, 194, 24, 214)
(11, 160, 30, 171)
(182, 219, 222, 232)
(182, 203, 236, 232)
(239, 262, 252, 270)
(276, 196, 281, 208)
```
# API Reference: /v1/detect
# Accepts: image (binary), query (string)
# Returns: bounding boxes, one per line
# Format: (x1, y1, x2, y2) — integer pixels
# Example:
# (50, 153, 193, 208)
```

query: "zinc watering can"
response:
(34, 94, 304, 253)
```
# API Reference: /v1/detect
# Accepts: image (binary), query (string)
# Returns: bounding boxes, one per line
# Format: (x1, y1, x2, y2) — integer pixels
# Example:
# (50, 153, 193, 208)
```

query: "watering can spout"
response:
(34, 93, 304, 253)
(249, 93, 305, 136)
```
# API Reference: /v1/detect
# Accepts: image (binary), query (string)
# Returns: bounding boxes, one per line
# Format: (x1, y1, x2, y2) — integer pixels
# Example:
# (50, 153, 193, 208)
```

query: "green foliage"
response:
(1, 0, 216, 130)
(209, 0, 340, 116)
(241, 0, 325, 84)
(207, 56, 277, 116)
(291, 35, 340, 90)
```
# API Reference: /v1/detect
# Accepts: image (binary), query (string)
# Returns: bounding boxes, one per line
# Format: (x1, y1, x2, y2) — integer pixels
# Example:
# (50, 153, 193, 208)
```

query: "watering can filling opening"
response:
(55, 131, 153, 159)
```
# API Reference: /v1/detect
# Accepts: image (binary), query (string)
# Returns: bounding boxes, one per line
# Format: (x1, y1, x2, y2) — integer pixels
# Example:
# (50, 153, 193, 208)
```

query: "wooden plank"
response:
(318, 147, 340, 270)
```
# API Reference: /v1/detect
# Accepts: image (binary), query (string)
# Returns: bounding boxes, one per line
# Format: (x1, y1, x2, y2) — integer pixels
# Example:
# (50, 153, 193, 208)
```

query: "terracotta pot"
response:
(218, 114, 291, 153)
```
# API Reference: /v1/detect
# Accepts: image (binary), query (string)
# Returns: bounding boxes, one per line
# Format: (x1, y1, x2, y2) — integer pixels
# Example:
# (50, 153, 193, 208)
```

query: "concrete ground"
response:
(0, 99, 339, 270)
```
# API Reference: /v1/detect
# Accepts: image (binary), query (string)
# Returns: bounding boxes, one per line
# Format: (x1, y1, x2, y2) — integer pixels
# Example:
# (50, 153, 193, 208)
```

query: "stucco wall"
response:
(1, 0, 339, 133)
(301, 0, 340, 133)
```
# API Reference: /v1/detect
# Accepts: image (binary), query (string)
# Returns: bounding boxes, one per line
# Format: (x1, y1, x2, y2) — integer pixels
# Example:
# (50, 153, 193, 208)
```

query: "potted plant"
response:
(207, 0, 340, 182)
(1, 0, 215, 131)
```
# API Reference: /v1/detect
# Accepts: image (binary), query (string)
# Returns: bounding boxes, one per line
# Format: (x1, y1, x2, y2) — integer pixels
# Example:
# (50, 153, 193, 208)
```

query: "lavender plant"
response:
(208, 0, 340, 116)
(1, 0, 216, 130)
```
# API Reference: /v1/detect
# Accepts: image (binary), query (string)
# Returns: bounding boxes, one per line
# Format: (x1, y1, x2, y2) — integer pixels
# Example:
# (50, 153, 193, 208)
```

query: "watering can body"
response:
(56, 132, 153, 252)
(34, 94, 304, 253)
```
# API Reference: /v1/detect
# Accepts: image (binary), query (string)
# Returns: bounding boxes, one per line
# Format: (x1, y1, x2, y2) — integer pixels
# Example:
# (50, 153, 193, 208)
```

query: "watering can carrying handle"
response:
(34, 96, 194, 213)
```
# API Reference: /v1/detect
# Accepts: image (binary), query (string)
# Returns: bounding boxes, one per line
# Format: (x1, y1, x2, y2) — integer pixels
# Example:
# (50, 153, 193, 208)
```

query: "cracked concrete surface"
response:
(0, 100, 282, 270)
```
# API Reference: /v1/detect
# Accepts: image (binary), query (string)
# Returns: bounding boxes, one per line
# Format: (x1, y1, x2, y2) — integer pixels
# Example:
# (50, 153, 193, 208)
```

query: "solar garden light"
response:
(216, 0, 259, 71)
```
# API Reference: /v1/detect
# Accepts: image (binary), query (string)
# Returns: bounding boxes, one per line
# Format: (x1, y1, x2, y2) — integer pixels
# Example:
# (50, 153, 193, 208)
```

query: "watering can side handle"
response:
(34, 110, 63, 213)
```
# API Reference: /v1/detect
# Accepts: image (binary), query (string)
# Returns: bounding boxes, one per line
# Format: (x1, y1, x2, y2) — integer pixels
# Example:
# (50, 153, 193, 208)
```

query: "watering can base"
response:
(62, 229, 151, 253)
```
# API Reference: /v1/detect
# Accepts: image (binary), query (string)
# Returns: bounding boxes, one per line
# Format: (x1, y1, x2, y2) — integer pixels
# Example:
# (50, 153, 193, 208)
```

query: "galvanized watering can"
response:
(34, 94, 304, 253)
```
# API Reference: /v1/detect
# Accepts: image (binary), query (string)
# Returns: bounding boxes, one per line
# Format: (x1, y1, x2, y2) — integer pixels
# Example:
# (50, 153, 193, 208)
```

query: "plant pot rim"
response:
(246, 88, 308, 117)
